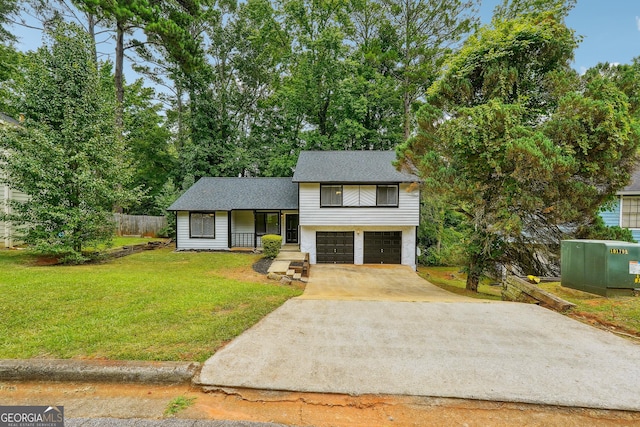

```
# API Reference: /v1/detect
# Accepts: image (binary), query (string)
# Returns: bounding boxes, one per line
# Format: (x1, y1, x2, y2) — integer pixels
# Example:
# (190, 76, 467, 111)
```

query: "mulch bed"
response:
(252, 257, 272, 275)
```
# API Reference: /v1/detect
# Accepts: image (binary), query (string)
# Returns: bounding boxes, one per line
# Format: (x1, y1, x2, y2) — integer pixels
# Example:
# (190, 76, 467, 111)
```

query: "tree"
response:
(123, 78, 175, 214)
(381, 0, 479, 139)
(0, 21, 136, 262)
(77, 0, 208, 133)
(0, 0, 20, 115)
(397, 9, 640, 291)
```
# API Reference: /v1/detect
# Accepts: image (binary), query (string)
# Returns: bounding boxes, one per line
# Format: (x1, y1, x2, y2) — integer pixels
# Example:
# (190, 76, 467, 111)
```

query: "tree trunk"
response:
(114, 20, 125, 135)
(466, 257, 480, 292)
(87, 12, 97, 65)
(403, 87, 411, 140)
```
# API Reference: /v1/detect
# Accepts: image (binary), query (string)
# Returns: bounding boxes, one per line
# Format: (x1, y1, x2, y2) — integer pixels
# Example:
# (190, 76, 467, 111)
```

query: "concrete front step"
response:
(267, 260, 292, 275)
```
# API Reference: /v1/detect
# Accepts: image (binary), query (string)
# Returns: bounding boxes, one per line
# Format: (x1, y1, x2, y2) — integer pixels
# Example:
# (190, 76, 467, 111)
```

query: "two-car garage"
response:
(316, 231, 402, 265)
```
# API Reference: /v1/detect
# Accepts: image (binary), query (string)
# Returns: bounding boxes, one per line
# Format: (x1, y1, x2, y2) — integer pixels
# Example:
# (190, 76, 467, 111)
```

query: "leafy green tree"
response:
(0, 0, 17, 43)
(123, 78, 175, 214)
(397, 9, 640, 290)
(0, 22, 136, 262)
(381, 0, 479, 139)
(77, 0, 207, 132)
(0, 0, 20, 115)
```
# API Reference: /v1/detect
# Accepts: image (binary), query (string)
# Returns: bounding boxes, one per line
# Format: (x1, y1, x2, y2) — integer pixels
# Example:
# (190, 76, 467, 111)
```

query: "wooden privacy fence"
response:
(113, 213, 167, 237)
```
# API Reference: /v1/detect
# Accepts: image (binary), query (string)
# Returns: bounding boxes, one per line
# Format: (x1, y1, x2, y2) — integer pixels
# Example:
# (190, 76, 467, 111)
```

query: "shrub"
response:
(262, 234, 282, 259)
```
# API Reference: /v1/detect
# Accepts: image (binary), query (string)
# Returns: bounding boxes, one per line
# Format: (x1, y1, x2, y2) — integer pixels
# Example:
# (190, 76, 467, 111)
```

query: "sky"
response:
(9, 0, 640, 76)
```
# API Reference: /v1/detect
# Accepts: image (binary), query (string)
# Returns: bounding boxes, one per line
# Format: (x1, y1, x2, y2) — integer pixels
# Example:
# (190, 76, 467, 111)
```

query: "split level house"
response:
(601, 167, 640, 241)
(0, 113, 27, 248)
(168, 150, 421, 269)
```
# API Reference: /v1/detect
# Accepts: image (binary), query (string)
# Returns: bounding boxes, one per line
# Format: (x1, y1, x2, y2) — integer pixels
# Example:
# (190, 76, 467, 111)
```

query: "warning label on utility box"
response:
(629, 261, 640, 274)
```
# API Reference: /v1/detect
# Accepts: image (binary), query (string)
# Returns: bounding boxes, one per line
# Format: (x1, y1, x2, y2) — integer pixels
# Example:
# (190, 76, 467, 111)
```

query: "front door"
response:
(286, 214, 299, 244)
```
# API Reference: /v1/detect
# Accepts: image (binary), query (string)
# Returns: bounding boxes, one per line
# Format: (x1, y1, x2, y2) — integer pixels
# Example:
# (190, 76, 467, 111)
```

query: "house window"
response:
(622, 197, 640, 228)
(377, 185, 399, 207)
(256, 212, 280, 235)
(321, 185, 343, 207)
(190, 212, 215, 238)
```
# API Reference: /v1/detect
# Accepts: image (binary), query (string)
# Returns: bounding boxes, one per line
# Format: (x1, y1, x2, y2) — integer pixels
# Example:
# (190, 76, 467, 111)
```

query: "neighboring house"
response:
(601, 167, 640, 241)
(168, 150, 421, 269)
(0, 113, 27, 248)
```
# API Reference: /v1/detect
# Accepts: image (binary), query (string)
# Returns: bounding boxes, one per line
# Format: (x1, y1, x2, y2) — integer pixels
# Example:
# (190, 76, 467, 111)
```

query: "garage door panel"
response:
(317, 232, 354, 264)
(364, 231, 401, 264)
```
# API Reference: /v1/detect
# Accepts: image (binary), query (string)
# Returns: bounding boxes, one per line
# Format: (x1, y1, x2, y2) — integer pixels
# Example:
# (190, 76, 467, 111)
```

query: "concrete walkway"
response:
(198, 265, 640, 411)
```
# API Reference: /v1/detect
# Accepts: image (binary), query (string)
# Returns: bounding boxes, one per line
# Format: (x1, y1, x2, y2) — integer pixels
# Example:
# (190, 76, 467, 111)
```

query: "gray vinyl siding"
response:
(176, 211, 229, 250)
(299, 183, 419, 226)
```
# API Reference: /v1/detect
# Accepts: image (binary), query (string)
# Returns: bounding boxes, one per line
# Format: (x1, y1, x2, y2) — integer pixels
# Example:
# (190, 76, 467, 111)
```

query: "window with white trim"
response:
(190, 212, 215, 238)
(622, 197, 640, 228)
(321, 185, 343, 207)
(376, 185, 399, 207)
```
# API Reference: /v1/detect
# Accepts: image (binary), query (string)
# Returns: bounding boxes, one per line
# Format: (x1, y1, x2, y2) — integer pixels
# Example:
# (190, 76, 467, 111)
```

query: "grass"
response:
(418, 266, 502, 300)
(0, 248, 301, 362)
(164, 396, 196, 417)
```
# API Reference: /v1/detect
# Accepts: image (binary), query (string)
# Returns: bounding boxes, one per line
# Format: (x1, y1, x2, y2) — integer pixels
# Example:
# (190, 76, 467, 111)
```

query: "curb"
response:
(0, 359, 201, 384)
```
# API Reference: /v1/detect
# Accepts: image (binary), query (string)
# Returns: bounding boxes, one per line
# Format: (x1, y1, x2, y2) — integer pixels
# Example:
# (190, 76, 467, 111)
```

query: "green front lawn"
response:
(0, 249, 301, 362)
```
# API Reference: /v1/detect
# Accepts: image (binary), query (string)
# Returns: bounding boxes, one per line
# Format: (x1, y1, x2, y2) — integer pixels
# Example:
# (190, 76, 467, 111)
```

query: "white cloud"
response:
(636, 16, 640, 31)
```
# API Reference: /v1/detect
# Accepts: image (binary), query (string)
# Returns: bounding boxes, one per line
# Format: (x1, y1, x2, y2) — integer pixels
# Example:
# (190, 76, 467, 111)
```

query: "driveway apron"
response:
(198, 265, 640, 411)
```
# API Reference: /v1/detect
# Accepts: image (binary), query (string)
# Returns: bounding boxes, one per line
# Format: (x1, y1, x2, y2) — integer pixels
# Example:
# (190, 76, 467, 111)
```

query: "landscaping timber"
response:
(502, 275, 576, 312)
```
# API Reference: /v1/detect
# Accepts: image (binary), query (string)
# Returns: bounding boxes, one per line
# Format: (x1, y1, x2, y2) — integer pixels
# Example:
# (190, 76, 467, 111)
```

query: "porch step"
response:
(268, 261, 292, 275)
(267, 251, 310, 281)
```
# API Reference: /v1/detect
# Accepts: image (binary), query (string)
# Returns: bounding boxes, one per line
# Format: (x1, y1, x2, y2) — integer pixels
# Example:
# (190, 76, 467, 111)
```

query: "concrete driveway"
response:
(299, 264, 476, 302)
(198, 265, 640, 411)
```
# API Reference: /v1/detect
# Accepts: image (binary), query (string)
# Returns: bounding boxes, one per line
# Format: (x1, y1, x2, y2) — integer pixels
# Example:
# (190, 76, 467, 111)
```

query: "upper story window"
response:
(622, 196, 640, 228)
(321, 185, 343, 207)
(377, 185, 399, 207)
(190, 212, 215, 238)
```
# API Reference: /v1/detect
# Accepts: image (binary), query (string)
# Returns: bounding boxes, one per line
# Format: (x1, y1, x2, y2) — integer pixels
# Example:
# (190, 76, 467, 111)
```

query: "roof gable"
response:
(168, 177, 298, 211)
(292, 151, 417, 183)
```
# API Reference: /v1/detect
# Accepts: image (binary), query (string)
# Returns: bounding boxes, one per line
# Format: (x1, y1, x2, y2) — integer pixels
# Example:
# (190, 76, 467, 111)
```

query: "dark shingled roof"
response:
(292, 150, 418, 183)
(167, 177, 298, 211)
(619, 167, 640, 194)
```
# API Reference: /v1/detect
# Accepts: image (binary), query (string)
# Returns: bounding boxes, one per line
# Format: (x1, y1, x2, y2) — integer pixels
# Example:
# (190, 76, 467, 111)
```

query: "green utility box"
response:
(561, 240, 640, 297)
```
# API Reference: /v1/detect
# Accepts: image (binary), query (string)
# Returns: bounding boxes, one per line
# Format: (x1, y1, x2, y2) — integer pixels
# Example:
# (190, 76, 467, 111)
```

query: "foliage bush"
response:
(417, 200, 469, 266)
(262, 234, 282, 259)
(576, 215, 636, 242)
